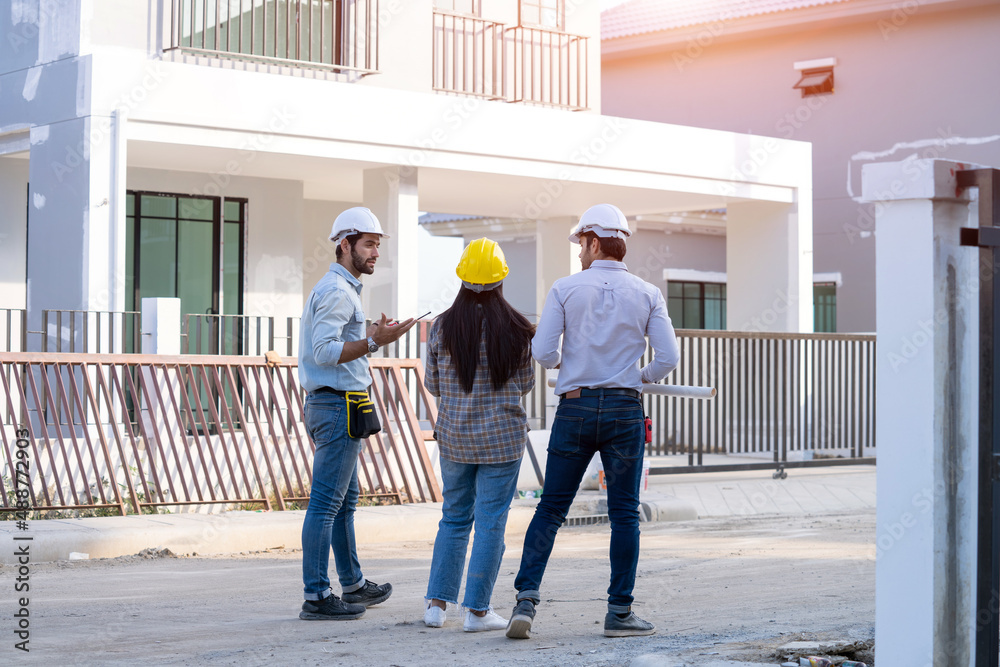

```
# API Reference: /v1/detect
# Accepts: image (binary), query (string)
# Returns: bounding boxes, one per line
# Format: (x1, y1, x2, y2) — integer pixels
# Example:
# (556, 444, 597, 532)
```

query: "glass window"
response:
(520, 0, 562, 28)
(434, 0, 480, 14)
(667, 281, 726, 330)
(814, 283, 837, 333)
(127, 191, 246, 336)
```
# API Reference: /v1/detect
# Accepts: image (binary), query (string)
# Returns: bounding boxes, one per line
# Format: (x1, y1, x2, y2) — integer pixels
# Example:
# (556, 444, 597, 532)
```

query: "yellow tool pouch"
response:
(346, 391, 381, 439)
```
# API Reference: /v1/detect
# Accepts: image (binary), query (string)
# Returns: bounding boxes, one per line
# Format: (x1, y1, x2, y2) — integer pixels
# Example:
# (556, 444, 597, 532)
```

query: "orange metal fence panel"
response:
(0, 353, 441, 516)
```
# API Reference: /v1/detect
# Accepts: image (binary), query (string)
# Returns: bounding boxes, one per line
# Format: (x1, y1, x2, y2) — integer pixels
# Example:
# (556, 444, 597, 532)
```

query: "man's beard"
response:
(351, 248, 375, 275)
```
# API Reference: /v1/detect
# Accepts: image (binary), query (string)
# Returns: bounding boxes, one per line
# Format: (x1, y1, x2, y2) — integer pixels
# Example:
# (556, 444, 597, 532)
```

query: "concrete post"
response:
(726, 200, 813, 332)
(25, 113, 127, 351)
(362, 166, 420, 321)
(865, 158, 980, 666)
(141, 298, 181, 355)
(535, 217, 580, 426)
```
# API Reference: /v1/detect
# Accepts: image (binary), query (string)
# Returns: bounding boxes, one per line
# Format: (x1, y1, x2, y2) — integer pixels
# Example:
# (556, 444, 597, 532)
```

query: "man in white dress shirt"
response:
(506, 203, 680, 640)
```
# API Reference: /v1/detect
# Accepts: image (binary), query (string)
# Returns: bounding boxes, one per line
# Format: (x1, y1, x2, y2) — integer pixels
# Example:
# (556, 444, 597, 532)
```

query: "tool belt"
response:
(346, 390, 381, 439)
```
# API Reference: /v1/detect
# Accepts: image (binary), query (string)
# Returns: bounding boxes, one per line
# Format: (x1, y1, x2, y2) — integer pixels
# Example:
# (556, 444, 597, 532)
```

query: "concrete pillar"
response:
(362, 166, 419, 321)
(726, 200, 813, 332)
(534, 217, 580, 318)
(141, 298, 181, 355)
(865, 158, 980, 666)
(534, 217, 580, 427)
(26, 113, 126, 350)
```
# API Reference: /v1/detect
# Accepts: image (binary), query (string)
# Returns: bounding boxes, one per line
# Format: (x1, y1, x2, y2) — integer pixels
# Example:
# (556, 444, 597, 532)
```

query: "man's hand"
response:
(369, 313, 417, 346)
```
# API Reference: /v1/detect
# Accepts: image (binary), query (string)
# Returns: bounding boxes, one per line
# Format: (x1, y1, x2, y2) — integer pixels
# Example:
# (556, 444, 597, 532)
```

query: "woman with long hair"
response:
(423, 238, 536, 632)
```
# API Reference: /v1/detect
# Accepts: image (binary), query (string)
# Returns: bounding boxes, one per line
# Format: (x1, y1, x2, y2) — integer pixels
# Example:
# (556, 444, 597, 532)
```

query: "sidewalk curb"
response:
(0, 493, 698, 564)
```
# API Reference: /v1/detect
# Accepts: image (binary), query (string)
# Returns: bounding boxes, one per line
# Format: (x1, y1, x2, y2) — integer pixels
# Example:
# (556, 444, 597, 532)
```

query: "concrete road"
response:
(0, 507, 875, 666)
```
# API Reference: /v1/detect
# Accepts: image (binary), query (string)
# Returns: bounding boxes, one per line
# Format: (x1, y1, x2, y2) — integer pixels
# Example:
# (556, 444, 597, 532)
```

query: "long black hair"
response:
(437, 284, 535, 393)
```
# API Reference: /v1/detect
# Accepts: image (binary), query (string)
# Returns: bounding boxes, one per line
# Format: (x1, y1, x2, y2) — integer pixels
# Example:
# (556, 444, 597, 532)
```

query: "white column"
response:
(141, 298, 181, 355)
(534, 217, 579, 426)
(865, 158, 979, 666)
(26, 114, 126, 349)
(362, 166, 419, 320)
(534, 217, 580, 318)
(726, 200, 813, 332)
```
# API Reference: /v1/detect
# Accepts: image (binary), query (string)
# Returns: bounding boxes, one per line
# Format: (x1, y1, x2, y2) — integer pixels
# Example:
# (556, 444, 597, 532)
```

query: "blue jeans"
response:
(426, 457, 522, 611)
(514, 392, 645, 612)
(301, 392, 366, 601)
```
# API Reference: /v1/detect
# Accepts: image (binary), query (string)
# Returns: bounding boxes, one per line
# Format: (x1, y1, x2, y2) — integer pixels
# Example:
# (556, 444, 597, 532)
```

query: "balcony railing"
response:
(167, 0, 380, 74)
(432, 10, 589, 110)
(432, 10, 505, 100)
(507, 25, 588, 110)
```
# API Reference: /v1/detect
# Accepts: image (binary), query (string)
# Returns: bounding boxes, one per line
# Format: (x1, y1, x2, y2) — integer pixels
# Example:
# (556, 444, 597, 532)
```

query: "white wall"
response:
(127, 167, 305, 320)
(627, 228, 725, 301)
(0, 156, 28, 309)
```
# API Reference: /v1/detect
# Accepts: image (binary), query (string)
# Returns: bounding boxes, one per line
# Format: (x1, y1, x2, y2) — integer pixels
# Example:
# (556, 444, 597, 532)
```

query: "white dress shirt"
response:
(532, 260, 680, 395)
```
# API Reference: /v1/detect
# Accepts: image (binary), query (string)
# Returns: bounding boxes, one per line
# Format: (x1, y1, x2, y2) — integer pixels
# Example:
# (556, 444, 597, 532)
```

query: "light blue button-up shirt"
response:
(298, 263, 372, 393)
(532, 260, 680, 395)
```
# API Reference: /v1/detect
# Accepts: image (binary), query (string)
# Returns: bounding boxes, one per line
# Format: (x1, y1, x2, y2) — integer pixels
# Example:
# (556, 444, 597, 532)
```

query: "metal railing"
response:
(431, 10, 588, 110)
(506, 25, 588, 110)
(167, 0, 380, 74)
(643, 330, 876, 471)
(32, 310, 141, 354)
(432, 10, 505, 99)
(0, 309, 26, 353)
(182, 313, 298, 356)
(367, 319, 548, 431)
(0, 353, 441, 515)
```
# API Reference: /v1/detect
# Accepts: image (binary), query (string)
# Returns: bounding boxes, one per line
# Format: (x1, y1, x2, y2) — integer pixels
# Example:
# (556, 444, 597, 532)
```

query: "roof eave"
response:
(601, 0, 993, 60)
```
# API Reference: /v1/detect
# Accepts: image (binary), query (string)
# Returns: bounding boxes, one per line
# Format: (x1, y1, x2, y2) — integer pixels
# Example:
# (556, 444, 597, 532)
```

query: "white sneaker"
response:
(424, 604, 446, 628)
(463, 608, 508, 632)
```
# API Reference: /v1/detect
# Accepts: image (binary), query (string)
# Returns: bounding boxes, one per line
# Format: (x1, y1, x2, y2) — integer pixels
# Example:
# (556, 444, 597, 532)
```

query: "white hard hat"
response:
(568, 203, 632, 244)
(329, 207, 390, 243)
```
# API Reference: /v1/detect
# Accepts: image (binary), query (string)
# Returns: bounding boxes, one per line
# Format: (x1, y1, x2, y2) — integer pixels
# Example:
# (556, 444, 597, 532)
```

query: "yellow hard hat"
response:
(456, 238, 509, 292)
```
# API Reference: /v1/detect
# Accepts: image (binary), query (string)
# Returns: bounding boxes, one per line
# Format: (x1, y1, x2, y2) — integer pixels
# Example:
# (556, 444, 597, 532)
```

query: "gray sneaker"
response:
(299, 595, 366, 621)
(604, 610, 656, 637)
(342, 580, 393, 607)
(505, 599, 536, 639)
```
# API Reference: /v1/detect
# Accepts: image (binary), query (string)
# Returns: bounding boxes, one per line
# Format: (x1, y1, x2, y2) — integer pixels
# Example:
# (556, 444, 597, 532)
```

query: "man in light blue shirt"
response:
(298, 207, 416, 621)
(507, 204, 679, 640)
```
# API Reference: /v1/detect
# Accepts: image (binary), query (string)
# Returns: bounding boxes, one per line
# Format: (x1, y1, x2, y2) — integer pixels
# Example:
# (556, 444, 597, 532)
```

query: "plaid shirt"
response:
(424, 321, 534, 464)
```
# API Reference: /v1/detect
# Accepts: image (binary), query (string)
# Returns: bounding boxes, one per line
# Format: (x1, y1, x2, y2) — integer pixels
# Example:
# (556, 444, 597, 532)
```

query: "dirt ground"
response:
(1, 510, 875, 666)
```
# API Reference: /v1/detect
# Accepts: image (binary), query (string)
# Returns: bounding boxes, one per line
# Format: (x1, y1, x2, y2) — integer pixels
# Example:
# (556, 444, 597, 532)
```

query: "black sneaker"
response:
(505, 599, 536, 639)
(604, 610, 656, 637)
(342, 580, 393, 607)
(299, 594, 366, 621)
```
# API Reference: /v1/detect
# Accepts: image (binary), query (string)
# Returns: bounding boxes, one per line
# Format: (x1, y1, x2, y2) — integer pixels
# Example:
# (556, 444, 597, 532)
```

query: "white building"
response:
(0, 0, 815, 351)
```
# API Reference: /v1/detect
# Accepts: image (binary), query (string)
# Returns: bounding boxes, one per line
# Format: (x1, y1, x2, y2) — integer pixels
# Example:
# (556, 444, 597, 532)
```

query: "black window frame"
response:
(667, 280, 727, 330)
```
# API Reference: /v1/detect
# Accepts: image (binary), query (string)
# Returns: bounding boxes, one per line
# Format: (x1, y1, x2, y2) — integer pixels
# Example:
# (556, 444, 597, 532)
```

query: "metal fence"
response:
(29, 310, 141, 354)
(0, 353, 440, 515)
(182, 313, 298, 357)
(643, 330, 876, 472)
(0, 309, 26, 353)
(507, 25, 588, 110)
(367, 319, 549, 432)
(432, 10, 505, 99)
(167, 0, 381, 74)
(431, 10, 589, 110)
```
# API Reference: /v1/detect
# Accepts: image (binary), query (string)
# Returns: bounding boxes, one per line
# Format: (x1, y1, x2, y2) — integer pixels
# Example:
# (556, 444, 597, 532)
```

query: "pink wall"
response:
(602, 2, 1000, 332)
